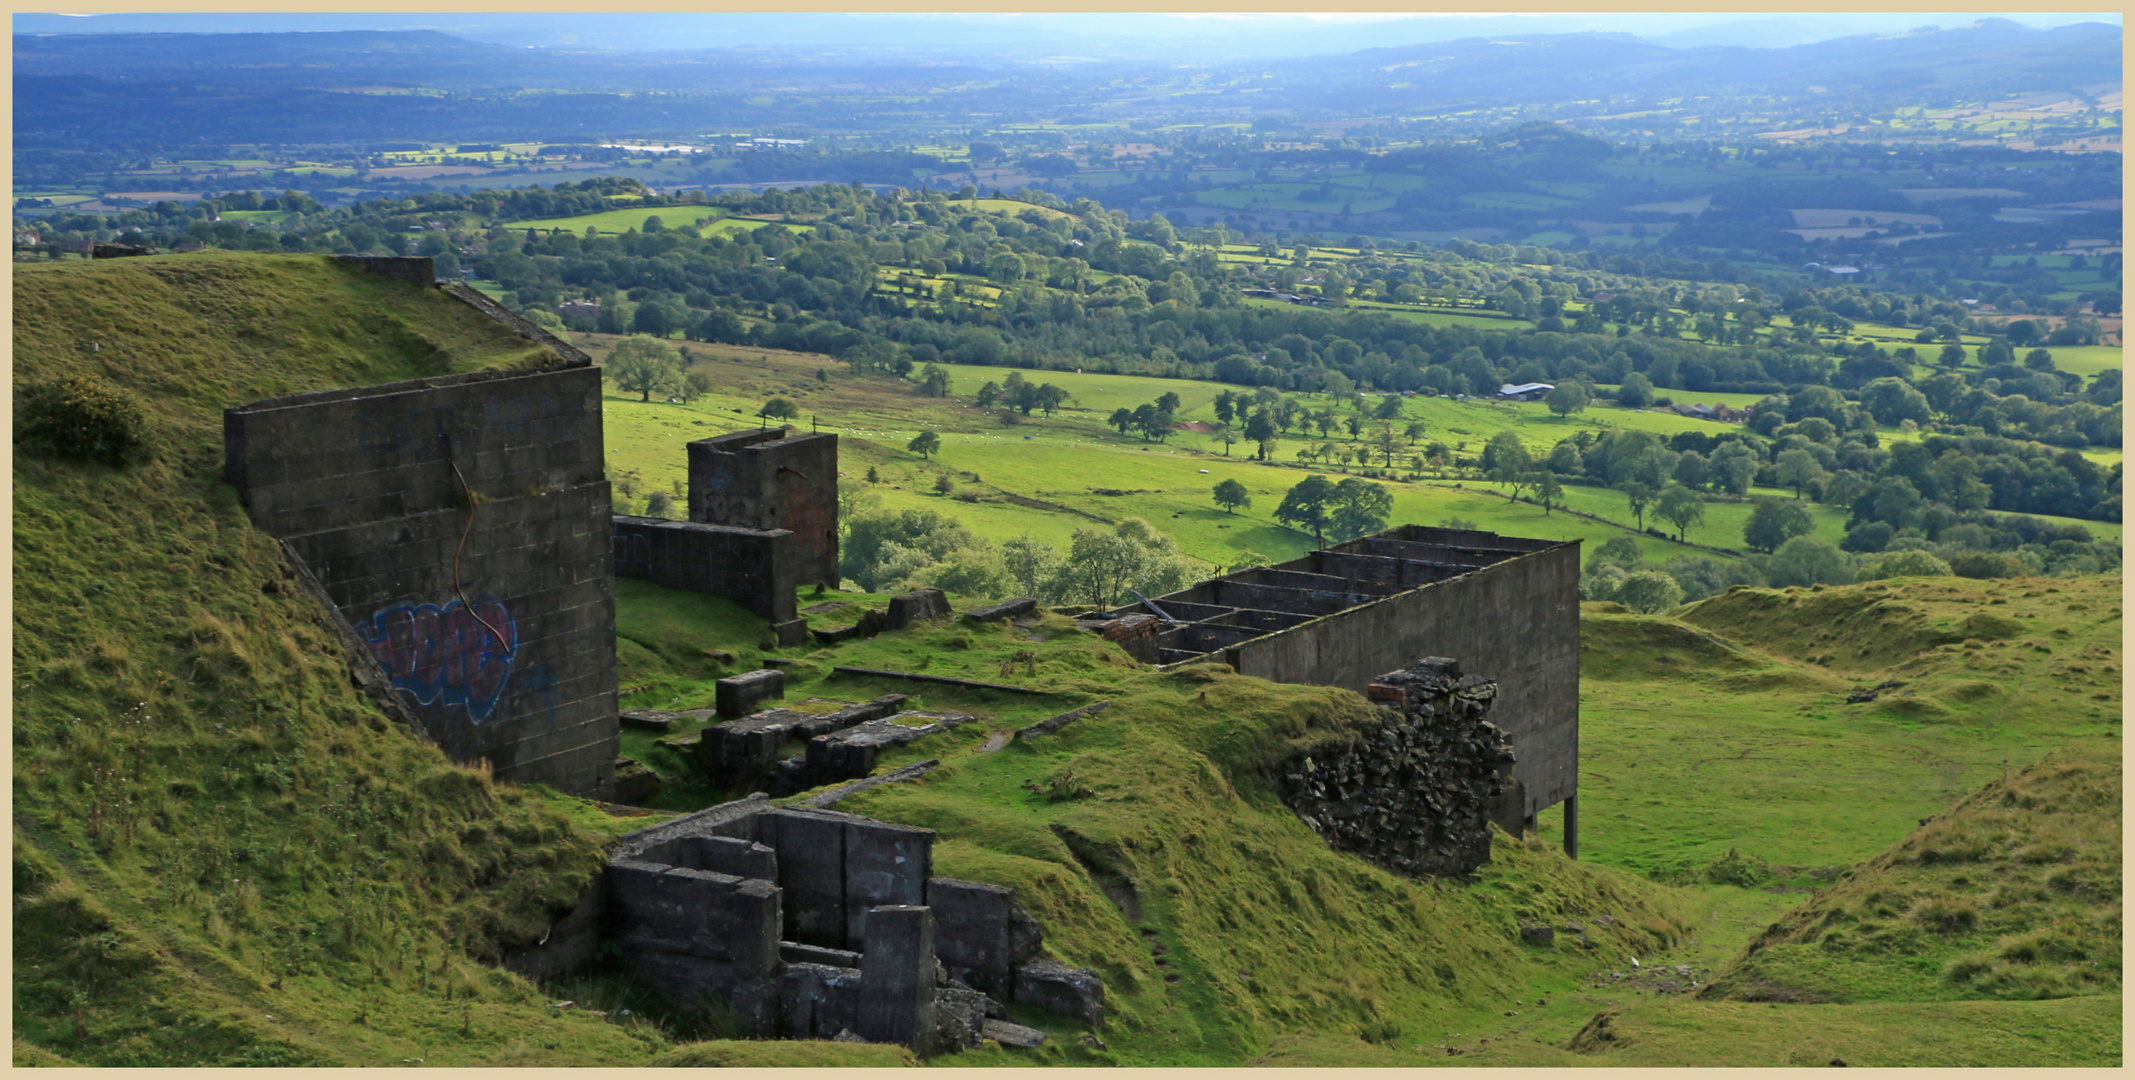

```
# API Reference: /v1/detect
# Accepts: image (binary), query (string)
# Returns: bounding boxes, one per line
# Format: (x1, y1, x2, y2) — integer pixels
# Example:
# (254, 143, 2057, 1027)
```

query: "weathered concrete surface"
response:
(801, 712, 977, 788)
(929, 878, 1044, 997)
(964, 597, 1037, 623)
(716, 669, 786, 718)
(698, 695, 908, 784)
(858, 906, 937, 1050)
(984, 1019, 1048, 1049)
(225, 365, 616, 796)
(612, 516, 800, 624)
(688, 426, 839, 589)
(884, 587, 951, 629)
(1014, 960, 1106, 1027)
(1118, 525, 1579, 825)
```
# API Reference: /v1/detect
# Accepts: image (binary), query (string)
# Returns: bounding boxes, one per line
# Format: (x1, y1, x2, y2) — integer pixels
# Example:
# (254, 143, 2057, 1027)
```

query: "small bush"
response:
(1616, 570, 1684, 614)
(1858, 549, 1952, 581)
(15, 375, 149, 466)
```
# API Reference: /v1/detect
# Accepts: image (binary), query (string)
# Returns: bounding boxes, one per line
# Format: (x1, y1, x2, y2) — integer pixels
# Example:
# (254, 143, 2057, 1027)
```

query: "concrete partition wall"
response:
(612, 515, 801, 623)
(1212, 537, 1580, 819)
(225, 366, 618, 796)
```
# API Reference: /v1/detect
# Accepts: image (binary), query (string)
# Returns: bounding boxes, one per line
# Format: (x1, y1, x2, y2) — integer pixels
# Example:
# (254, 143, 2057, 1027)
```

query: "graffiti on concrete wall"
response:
(357, 596, 519, 722)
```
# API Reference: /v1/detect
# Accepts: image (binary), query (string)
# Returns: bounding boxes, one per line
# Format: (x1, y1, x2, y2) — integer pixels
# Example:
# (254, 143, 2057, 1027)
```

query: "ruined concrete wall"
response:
(611, 515, 800, 623)
(1210, 534, 1579, 821)
(1274, 658, 1514, 879)
(224, 366, 617, 796)
(687, 427, 839, 589)
(600, 795, 1100, 1050)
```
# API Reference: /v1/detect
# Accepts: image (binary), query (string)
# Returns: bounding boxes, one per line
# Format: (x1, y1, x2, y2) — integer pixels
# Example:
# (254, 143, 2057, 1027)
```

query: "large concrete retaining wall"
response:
(225, 365, 617, 796)
(611, 515, 800, 624)
(687, 427, 839, 589)
(1220, 539, 1579, 821)
(1112, 525, 1579, 827)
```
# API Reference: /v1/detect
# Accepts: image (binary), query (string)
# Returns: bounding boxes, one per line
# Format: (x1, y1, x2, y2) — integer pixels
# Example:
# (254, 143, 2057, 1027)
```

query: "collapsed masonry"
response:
(1275, 657, 1516, 878)
(509, 794, 1103, 1053)
(612, 426, 838, 645)
(1091, 524, 1581, 855)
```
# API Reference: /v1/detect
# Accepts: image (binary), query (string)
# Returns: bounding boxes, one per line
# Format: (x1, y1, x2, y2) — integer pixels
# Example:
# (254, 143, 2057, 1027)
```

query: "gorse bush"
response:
(16, 375, 149, 466)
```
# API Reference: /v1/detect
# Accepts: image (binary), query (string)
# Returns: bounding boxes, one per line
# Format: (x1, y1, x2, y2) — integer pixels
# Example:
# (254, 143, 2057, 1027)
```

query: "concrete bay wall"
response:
(1210, 539, 1579, 820)
(612, 515, 801, 624)
(225, 365, 618, 796)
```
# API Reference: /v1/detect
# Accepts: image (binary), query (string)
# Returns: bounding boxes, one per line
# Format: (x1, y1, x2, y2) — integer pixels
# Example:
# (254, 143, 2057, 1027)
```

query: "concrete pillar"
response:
(857, 905, 937, 1050)
(1563, 794, 1579, 861)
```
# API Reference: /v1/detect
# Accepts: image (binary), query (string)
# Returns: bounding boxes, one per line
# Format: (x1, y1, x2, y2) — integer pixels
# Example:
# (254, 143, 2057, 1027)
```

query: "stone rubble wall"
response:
(1273, 657, 1516, 880)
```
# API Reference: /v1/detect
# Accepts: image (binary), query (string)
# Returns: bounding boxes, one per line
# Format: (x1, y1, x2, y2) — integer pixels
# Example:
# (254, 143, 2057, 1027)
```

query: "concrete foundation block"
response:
(858, 905, 937, 1050)
(934, 985, 991, 1050)
(964, 597, 1038, 623)
(773, 618, 810, 647)
(983, 1018, 1048, 1049)
(885, 588, 951, 630)
(717, 669, 786, 718)
(1014, 960, 1105, 1028)
(928, 877, 1040, 998)
(804, 712, 975, 788)
(611, 759, 663, 806)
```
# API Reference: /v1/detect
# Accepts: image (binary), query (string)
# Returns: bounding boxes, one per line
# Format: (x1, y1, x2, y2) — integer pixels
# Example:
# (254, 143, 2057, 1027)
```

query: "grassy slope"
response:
(606, 563, 2121, 1067)
(1234, 575, 2122, 1066)
(607, 585, 1710, 1066)
(8, 253, 886, 1067)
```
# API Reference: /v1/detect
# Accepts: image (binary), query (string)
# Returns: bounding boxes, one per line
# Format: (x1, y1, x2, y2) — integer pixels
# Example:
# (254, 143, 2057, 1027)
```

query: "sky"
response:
(11, 11, 2123, 58)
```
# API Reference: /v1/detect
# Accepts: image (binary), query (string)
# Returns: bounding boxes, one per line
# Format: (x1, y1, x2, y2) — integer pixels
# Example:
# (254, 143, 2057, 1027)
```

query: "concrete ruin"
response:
(510, 795, 1098, 1053)
(1093, 524, 1581, 854)
(226, 364, 619, 798)
(611, 425, 838, 645)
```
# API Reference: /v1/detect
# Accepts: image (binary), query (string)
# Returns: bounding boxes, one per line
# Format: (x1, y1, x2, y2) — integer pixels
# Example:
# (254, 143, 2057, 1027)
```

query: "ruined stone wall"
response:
(687, 427, 839, 589)
(1273, 658, 1515, 879)
(224, 366, 617, 796)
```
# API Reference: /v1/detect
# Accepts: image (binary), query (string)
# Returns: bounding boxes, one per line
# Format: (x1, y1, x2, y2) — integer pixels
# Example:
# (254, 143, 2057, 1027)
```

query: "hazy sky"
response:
(11, 11, 2123, 58)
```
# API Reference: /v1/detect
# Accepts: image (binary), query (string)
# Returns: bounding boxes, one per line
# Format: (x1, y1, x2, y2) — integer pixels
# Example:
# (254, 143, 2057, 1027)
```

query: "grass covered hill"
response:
(10, 253, 826, 1066)
(13, 251, 2120, 1067)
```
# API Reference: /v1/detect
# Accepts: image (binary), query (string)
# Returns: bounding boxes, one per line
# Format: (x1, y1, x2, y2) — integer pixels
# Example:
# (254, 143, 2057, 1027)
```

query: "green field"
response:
(504, 206, 777, 235)
(2041, 344, 2123, 379)
(591, 346, 1909, 572)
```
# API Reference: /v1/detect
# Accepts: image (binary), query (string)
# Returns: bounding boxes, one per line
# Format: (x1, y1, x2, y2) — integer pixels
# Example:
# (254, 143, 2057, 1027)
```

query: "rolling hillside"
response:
(12, 251, 2119, 1067)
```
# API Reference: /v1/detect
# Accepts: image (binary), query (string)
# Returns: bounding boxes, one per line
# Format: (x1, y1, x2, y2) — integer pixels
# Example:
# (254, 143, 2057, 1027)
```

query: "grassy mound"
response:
(12, 254, 672, 1066)
(1701, 749, 2121, 1006)
(1569, 576, 2122, 882)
